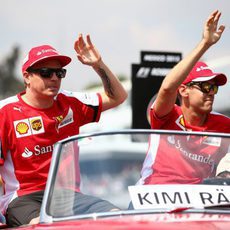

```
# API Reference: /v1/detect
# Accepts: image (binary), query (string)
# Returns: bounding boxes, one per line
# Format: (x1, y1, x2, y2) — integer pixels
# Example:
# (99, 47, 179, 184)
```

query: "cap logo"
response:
(36, 49, 58, 56)
(196, 66, 211, 72)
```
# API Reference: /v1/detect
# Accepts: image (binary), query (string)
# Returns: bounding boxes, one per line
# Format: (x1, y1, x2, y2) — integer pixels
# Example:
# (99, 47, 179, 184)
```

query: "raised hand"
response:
(74, 34, 102, 67)
(203, 10, 225, 46)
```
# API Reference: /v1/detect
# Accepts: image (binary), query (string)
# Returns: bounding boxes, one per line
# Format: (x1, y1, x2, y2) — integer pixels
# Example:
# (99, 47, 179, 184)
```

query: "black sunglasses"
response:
(186, 81, 219, 94)
(27, 68, 67, 79)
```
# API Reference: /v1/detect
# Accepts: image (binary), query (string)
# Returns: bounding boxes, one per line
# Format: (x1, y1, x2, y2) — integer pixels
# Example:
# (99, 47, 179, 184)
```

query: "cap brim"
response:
(192, 74, 227, 86)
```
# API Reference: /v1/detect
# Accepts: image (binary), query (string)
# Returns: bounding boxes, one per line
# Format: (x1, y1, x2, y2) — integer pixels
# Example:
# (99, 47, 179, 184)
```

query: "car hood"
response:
(17, 213, 230, 230)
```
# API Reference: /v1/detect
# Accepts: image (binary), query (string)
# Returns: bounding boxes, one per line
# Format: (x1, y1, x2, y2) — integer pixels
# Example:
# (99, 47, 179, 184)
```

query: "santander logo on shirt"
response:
(21, 144, 54, 158)
(166, 135, 215, 172)
(21, 147, 33, 158)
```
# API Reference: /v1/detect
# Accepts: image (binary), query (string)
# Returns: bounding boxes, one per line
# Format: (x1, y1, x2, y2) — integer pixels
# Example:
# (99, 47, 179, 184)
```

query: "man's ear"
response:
(178, 84, 189, 98)
(23, 71, 30, 85)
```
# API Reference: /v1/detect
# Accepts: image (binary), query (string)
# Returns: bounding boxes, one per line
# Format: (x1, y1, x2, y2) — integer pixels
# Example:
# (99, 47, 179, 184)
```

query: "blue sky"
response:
(1, 0, 230, 111)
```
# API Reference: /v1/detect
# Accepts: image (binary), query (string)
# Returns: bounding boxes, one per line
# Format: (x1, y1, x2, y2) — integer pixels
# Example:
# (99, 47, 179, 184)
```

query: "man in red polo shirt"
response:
(138, 10, 230, 186)
(0, 34, 127, 226)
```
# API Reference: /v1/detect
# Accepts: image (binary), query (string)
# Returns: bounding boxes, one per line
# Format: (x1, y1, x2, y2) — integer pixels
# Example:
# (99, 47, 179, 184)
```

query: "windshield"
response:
(42, 130, 230, 221)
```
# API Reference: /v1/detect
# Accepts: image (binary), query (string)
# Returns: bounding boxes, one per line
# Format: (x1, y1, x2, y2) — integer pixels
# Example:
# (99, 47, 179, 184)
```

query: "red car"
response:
(1, 130, 230, 229)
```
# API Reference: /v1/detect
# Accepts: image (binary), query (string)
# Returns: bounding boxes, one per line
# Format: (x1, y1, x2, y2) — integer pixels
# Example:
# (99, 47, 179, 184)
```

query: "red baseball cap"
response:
(182, 61, 227, 86)
(22, 45, 72, 73)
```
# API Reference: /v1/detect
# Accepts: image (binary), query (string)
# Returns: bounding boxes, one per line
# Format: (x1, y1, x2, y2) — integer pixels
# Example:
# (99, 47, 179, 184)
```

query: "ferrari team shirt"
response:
(138, 104, 230, 185)
(0, 90, 102, 214)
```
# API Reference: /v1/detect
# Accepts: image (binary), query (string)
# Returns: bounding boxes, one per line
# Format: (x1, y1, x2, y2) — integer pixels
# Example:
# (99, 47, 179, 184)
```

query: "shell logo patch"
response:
(16, 122, 29, 134)
(14, 116, 45, 138)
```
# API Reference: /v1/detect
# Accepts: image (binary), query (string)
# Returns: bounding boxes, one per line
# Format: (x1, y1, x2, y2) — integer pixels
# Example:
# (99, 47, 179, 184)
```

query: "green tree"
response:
(0, 46, 24, 99)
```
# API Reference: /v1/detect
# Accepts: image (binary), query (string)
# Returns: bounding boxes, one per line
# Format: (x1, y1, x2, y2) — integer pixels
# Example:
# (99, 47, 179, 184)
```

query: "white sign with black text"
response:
(128, 184, 230, 210)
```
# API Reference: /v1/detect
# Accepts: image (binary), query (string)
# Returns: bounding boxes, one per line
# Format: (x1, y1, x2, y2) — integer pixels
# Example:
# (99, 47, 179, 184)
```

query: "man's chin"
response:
(47, 89, 59, 96)
(205, 106, 212, 113)
(204, 102, 213, 111)
(200, 105, 212, 114)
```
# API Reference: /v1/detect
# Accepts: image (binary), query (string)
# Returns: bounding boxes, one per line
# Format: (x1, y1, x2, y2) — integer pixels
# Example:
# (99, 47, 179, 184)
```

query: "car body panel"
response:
(6, 213, 230, 230)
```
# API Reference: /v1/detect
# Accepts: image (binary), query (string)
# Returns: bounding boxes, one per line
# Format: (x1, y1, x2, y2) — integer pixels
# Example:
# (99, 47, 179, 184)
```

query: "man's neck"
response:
(181, 106, 208, 127)
(21, 92, 54, 109)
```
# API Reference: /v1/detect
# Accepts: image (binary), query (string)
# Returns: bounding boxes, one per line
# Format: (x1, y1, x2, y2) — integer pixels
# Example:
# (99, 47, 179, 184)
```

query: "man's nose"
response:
(50, 72, 60, 80)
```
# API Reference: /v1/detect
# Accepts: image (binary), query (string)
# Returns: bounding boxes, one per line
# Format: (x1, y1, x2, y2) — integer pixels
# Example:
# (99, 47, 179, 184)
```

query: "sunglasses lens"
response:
(213, 85, 218, 94)
(201, 82, 210, 93)
(56, 69, 66, 78)
(39, 69, 53, 78)
(201, 82, 218, 94)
